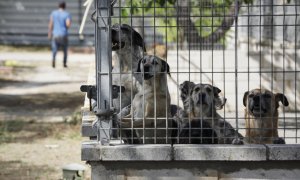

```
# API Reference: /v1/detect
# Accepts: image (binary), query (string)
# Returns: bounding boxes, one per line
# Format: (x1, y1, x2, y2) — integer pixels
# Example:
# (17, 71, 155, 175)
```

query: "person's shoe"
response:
(52, 61, 55, 68)
(63, 64, 68, 68)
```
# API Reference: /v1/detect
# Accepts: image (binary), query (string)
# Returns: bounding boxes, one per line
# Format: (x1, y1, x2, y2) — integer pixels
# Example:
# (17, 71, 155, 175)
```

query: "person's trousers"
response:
(51, 36, 68, 65)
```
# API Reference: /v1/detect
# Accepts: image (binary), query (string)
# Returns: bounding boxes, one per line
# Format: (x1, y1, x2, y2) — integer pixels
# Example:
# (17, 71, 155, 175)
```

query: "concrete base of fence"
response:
(89, 161, 300, 180)
(82, 141, 300, 179)
(173, 144, 266, 161)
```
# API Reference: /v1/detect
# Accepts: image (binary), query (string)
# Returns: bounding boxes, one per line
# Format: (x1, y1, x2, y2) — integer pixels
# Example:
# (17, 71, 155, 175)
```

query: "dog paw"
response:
(117, 105, 131, 119)
(273, 137, 286, 144)
(232, 138, 244, 145)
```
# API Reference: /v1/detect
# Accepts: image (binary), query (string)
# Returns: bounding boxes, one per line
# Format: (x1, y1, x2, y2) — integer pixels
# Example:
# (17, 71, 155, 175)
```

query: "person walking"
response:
(48, 1, 71, 68)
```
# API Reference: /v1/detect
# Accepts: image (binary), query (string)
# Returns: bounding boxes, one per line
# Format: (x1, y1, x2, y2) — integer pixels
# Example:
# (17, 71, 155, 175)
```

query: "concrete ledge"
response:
(174, 144, 267, 161)
(81, 123, 97, 137)
(81, 141, 101, 161)
(267, 144, 300, 160)
(100, 145, 172, 161)
(82, 142, 172, 161)
(81, 106, 97, 137)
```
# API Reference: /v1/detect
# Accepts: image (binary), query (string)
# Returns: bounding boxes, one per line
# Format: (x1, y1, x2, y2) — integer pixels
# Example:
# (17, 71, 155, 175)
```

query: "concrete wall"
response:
(90, 161, 300, 180)
(81, 143, 300, 179)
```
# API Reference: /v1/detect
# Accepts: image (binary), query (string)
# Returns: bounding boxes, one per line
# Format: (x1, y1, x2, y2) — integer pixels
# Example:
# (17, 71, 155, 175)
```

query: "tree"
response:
(121, 0, 256, 48)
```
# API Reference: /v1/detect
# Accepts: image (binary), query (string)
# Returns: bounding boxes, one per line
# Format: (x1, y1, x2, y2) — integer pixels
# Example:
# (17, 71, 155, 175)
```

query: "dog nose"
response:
(199, 93, 206, 101)
(144, 65, 150, 72)
(253, 95, 260, 106)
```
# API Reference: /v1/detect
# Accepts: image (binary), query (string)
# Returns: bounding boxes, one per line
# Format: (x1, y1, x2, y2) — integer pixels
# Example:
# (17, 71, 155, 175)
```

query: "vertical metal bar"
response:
(259, 0, 262, 143)
(114, 0, 122, 143)
(165, 0, 169, 144)
(200, 1, 203, 144)
(176, 0, 180, 144)
(247, 0, 250, 142)
(234, 0, 239, 140)
(211, 0, 215, 143)
(141, 1, 145, 144)
(222, 0, 226, 144)
(188, 0, 191, 144)
(295, 1, 298, 143)
(270, 0, 274, 141)
(95, 0, 112, 144)
(117, 0, 122, 144)
(282, 2, 286, 141)
(154, 0, 157, 144)
(142, 0, 145, 144)
(130, 0, 134, 144)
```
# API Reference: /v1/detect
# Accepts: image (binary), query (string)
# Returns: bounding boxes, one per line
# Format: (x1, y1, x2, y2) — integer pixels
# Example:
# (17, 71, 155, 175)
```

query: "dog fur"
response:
(117, 55, 175, 144)
(178, 81, 242, 144)
(111, 23, 146, 113)
(243, 89, 289, 144)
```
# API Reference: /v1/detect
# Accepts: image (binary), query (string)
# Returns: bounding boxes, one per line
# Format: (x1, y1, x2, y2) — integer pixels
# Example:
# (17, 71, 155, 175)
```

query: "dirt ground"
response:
(0, 46, 94, 179)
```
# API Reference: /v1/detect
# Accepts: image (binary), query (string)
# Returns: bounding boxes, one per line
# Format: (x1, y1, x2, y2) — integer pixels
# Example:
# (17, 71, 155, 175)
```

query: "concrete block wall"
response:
(82, 142, 300, 180)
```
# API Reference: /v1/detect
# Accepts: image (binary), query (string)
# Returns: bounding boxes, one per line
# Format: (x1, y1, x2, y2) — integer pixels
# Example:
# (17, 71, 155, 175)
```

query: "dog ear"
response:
(136, 58, 143, 73)
(214, 97, 227, 110)
(180, 81, 195, 101)
(275, 93, 289, 107)
(243, 91, 249, 107)
(120, 24, 146, 52)
(212, 86, 221, 96)
(161, 60, 170, 75)
(133, 30, 146, 52)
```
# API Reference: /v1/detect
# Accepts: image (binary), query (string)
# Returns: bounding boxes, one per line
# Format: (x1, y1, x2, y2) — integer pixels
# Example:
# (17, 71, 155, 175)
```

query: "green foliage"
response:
(119, 0, 255, 45)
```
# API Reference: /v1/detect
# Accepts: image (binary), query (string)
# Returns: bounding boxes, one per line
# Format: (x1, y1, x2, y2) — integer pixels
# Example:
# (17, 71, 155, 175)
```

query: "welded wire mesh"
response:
(96, 0, 300, 145)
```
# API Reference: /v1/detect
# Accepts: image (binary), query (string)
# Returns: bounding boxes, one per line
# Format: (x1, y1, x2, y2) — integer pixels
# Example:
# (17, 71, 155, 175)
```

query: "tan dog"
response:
(117, 55, 175, 144)
(243, 89, 289, 144)
(179, 81, 243, 144)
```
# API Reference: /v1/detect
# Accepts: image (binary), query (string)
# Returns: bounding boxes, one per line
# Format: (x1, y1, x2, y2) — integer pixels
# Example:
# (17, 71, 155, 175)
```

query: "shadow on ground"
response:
(0, 161, 56, 180)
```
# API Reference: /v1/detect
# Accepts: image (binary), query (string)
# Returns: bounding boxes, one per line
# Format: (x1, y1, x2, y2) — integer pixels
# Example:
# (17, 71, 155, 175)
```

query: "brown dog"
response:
(243, 89, 289, 144)
(117, 55, 175, 144)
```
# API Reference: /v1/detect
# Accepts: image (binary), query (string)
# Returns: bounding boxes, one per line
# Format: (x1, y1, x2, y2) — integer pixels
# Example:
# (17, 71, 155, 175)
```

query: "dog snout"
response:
(197, 93, 206, 104)
(253, 95, 261, 107)
(144, 65, 151, 72)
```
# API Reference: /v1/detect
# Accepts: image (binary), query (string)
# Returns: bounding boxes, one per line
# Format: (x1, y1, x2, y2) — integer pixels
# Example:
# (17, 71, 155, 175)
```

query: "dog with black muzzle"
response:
(243, 89, 289, 144)
(178, 81, 242, 144)
(117, 55, 175, 144)
(175, 81, 217, 144)
(111, 23, 146, 113)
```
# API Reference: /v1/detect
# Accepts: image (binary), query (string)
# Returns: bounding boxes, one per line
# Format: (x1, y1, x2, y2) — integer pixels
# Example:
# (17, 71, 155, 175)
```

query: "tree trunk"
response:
(176, 0, 241, 49)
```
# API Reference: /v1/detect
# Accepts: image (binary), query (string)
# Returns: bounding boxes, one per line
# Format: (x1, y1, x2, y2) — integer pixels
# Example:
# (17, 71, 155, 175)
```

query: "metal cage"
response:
(85, 0, 300, 145)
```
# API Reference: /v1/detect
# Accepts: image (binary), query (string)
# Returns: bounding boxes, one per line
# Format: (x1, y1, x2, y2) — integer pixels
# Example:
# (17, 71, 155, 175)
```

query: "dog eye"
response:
(206, 87, 212, 93)
(194, 87, 200, 92)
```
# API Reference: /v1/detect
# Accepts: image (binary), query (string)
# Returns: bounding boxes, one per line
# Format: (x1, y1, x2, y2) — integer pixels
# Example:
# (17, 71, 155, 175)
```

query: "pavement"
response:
(0, 50, 94, 122)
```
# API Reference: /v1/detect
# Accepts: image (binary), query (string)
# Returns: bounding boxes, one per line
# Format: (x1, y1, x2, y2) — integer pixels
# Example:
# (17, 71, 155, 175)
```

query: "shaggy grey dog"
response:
(178, 81, 243, 144)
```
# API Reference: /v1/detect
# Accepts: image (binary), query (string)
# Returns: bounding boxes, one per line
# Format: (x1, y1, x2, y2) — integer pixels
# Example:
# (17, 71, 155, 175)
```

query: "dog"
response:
(117, 55, 175, 144)
(111, 24, 146, 139)
(178, 81, 242, 144)
(111, 23, 146, 113)
(243, 89, 289, 144)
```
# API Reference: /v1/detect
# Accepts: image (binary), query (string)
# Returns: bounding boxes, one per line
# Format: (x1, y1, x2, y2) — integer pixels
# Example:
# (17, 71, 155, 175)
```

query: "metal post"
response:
(94, 0, 112, 145)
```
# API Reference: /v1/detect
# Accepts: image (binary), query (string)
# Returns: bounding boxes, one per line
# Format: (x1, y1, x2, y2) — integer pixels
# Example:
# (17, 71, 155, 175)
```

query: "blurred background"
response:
(0, 0, 94, 179)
